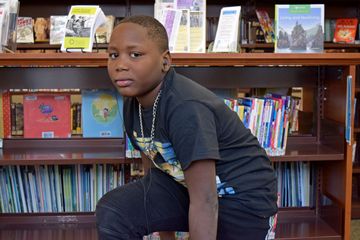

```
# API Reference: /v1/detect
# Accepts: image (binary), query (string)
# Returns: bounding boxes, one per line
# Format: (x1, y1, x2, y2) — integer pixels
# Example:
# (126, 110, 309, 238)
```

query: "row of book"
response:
(224, 94, 300, 156)
(0, 89, 124, 139)
(0, 161, 313, 214)
(274, 162, 312, 208)
(0, 164, 129, 213)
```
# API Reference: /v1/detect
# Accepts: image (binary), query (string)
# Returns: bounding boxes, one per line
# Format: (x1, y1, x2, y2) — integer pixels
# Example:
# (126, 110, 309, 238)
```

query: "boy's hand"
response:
(184, 159, 218, 240)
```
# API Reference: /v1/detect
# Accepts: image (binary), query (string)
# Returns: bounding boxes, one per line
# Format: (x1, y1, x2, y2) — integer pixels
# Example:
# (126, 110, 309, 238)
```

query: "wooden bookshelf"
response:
(0, 52, 356, 239)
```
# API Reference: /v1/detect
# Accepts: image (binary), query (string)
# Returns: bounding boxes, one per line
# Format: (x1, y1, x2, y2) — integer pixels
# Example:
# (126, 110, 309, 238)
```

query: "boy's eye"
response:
(109, 53, 118, 59)
(130, 52, 142, 58)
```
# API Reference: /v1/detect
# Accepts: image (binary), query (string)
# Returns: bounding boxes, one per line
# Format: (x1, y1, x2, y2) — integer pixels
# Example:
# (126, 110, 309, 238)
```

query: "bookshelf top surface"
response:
(2, 52, 360, 67)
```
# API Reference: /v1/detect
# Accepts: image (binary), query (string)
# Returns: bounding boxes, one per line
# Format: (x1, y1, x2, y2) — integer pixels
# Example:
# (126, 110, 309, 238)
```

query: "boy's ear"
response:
(161, 51, 171, 72)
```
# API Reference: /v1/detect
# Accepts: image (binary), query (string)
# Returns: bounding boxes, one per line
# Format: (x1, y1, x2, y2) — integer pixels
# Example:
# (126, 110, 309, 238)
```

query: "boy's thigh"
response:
(218, 198, 270, 240)
(96, 167, 189, 234)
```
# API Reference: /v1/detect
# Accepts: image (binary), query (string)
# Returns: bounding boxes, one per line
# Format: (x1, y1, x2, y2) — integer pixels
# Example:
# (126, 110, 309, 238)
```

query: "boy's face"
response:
(107, 22, 169, 99)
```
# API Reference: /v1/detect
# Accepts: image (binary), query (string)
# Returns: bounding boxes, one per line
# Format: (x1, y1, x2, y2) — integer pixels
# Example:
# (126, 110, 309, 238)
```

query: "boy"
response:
(96, 15, 278, 240)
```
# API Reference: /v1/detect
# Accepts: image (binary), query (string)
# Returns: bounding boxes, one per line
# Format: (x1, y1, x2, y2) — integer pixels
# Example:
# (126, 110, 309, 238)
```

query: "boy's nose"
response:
(115, 63, 128, 72)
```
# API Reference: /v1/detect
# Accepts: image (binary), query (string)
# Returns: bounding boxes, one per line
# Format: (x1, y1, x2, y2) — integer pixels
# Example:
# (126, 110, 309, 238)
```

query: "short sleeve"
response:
(168, 101, 220, 170)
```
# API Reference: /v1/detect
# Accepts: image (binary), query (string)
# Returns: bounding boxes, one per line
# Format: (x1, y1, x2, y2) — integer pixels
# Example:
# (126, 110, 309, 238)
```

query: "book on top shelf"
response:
(275, 4, 324, 53)
(23, 94, 71, 138)
(50, 15, 67, 45)
(82, 89, 124, 138)
(61, 5, 106, 52)
(333, 18, 358, 44)
(255, 9, 275, 43)
(212, 6, 241, 53)
(16, 17, 34, 44)
(95, 15, 115, 44)
(34, 17, 50, 42)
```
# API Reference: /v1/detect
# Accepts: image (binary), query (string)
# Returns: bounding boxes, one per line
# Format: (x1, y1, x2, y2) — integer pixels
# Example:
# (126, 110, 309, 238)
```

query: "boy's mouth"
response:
(114, 79, 132, 87)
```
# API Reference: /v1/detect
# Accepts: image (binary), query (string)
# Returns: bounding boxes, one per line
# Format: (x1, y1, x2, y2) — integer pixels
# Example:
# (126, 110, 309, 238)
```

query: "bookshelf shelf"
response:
(2, 52, 360, 67)
(276, 209, 342, 240)
(0, 138, 138, 165)
(0, 137, 343, 165)
(0, 209, 341, 240)
(270, 143, 344, 162)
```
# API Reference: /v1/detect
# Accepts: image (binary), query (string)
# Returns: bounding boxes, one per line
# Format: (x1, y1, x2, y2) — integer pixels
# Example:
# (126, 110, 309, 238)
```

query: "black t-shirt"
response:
(124, 68, 278, 218)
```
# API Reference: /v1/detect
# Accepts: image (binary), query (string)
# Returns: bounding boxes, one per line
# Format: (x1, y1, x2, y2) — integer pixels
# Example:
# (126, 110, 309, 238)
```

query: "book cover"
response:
(50, 15, 67, 45)
(255, 9, 275, 43)
(23, 94, 71, 138)
(275, 4, 324, 53)
(333, 18, 358, 43)
(34, 17, 50, 42)
(95, 15, 115, 44)
(213, 6, 241, 53)
(61, 5, 106, 52)
(82, 90, 123, 138)
(16, 17, 34, 43)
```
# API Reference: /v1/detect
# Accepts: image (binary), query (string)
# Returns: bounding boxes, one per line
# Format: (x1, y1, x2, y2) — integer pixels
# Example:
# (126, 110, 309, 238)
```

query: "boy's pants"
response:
(96, 168, 272, 240)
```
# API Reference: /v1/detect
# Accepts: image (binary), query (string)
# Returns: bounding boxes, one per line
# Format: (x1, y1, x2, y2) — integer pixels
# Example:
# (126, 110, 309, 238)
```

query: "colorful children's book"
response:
(23, 94, 71, 138)
(255, 9, 275, 43)
(333, 18, 358, 43)
(275, 4, 324, 53)
(82, 89, 123, 138)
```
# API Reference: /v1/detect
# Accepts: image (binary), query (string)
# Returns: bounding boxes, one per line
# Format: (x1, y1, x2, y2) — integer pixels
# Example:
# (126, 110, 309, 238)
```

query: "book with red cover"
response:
(23, 94, 71, 138)
(2, 91, 12, 138)
(333, 18, 358, 43)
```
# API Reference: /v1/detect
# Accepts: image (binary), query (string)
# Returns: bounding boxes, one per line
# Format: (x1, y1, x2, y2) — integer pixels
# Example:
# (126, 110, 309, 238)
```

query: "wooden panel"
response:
(352, 199, 360, 219)
(177, 66, 318, 88)
(0, 67, 113, 90)
(323, 67, 346, 123)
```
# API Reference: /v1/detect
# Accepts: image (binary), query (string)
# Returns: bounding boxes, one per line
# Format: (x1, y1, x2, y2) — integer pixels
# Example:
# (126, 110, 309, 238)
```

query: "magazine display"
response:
(275, 4, 324, 53)
(61, 5, 106, 52)
(213, 6, 241, 53)
(154, 0, 206, 53)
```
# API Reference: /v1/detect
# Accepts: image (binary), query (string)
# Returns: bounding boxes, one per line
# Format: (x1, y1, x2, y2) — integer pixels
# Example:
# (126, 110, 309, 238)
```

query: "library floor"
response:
(352, 220, 360, 240)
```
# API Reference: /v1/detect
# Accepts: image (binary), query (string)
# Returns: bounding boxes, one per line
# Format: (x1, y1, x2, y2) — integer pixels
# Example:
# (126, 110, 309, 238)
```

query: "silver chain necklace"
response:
(138, 90, 162, 157)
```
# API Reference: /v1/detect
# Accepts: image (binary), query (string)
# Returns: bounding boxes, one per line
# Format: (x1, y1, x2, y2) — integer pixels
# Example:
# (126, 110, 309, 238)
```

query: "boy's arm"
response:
(184, 159, 218, 240)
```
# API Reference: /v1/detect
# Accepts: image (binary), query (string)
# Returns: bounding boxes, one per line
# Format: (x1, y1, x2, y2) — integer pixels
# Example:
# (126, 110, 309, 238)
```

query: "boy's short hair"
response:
(118, 15, 169, 52)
